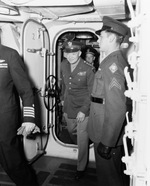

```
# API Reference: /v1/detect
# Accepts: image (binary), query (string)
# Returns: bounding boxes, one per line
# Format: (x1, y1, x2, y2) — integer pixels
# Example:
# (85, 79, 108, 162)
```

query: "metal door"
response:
(21, 18, 57, 162)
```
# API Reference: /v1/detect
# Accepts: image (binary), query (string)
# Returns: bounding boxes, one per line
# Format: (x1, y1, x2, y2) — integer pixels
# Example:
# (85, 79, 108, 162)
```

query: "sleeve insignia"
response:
(0, 60, 7, 68)
(109, 63, 118, 73)
(0, 59, 5, 63)
(23, 106, 35, 118)
(109, 77, 121, 90)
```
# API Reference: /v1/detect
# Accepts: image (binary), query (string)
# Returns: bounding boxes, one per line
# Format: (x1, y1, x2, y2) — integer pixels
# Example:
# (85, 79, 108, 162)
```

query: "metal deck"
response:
(0, 155, 97, 186)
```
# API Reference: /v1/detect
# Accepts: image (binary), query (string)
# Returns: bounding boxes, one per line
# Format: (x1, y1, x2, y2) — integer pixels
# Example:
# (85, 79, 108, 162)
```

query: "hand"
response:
(76, 112, 85, 123)
(17, 122, 40, 136)
(97, 142, 112, 160)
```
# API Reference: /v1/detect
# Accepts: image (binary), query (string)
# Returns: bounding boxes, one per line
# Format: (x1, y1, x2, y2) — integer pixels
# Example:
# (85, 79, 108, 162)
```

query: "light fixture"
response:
(0, 1, 19, 15)
(76, 33, 93, 39)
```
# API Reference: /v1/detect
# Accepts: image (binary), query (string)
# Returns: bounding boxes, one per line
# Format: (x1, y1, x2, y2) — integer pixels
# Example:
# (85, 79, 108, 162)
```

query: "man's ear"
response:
(109, 33, 116, 43)
(79, 51, 82, 56)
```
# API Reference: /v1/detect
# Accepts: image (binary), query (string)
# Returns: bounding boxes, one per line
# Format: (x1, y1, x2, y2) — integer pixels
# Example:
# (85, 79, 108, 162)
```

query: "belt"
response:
(91, 96, 105, 104)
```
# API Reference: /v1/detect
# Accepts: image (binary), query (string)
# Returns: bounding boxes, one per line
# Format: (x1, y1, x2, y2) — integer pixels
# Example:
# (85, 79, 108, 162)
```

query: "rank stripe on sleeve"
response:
(23, 107, 35, 118)
(0, 63, 8, 68)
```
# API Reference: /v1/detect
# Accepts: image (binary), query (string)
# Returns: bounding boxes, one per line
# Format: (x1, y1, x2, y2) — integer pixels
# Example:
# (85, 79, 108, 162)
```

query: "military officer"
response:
(60, 41, 95, 180)
(0, 28, 39, 186)
(87, 16, 130, 186)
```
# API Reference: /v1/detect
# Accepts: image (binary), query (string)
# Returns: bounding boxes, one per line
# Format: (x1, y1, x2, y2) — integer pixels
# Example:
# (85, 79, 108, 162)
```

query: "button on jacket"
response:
(88, 50, 127, 147)
(60, 58, 95, 119)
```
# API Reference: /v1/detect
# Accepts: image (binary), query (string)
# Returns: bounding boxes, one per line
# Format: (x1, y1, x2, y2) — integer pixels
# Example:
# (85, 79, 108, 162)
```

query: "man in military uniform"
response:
(60, 41, 95, 180)
(0, 28, 39, 186)
(84, 46, 99, 72)
(87, 16, 130, 186)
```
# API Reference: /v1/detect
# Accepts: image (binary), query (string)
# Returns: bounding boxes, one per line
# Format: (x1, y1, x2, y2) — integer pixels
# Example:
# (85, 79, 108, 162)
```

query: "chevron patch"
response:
(109, 77, 121, 90)
(109, 63, 118, 73)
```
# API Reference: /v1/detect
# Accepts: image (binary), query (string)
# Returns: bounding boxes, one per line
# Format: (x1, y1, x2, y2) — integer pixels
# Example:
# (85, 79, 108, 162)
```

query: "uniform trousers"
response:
(64, 113, 89, 171)
(94, 143, 129, 186)
(0, 108, 38, 186)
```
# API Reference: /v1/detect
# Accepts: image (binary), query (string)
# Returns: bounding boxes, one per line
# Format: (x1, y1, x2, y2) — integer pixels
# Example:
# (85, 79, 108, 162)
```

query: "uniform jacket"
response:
(60, 58, 95, 119)
(0, 44, 35, 123)
(88, 50, 127, 147)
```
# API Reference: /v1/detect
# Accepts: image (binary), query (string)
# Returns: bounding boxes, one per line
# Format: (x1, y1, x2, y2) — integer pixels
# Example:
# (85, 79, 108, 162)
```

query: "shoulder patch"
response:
(109, 63, 118, 73)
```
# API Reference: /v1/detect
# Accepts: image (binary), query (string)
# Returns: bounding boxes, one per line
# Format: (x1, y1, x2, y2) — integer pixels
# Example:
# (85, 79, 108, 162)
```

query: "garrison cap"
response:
(63, 41, 83, 53)
(95, 16, 129, 37)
